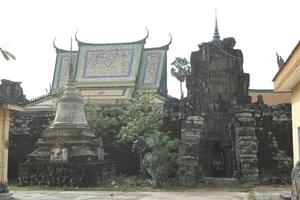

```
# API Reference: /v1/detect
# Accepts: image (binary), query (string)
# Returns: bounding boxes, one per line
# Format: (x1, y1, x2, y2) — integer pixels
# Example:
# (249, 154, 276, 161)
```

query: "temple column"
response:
(0, 108, 10, 193)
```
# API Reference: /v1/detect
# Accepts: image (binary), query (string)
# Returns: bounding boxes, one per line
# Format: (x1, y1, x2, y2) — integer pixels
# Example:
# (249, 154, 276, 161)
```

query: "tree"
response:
(143, 130, 179, 186)
(171, 57, 190, 99)
(84, 100, 121, 140)
(0, 48, 15, 61)
(116, 92, 164, 173)
(84, 93, 180, 186)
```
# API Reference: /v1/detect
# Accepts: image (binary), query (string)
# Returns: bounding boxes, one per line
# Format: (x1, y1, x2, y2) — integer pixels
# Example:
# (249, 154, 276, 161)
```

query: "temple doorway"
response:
(203, 140, 234, 177)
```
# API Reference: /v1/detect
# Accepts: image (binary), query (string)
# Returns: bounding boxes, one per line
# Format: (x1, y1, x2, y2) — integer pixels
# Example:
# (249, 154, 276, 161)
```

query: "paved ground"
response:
(0, 190, 288, 200)
(2, 191, 247, 200)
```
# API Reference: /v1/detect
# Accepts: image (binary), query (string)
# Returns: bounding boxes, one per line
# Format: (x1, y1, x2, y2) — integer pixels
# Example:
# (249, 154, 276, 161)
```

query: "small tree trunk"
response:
(180, 82, 184, 99)
(139, 151, 144, 174)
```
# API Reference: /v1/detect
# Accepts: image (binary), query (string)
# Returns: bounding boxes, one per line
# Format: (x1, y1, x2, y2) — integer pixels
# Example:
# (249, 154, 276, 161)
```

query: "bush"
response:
(143, 131, 180, 187)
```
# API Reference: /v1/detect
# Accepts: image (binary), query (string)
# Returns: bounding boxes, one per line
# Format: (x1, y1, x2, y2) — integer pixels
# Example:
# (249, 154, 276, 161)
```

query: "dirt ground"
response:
(2, 185, 291, 200)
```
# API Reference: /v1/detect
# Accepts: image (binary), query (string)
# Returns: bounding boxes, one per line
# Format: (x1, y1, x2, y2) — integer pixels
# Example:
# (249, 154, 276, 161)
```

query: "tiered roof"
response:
(26, 31, 171, 110)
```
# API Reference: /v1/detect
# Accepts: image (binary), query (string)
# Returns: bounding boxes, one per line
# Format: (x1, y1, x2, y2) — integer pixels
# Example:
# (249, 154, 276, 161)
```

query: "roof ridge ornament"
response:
(144, 26, 149, 41)
(53, 37, 57, 49)
(213, 9, 221, 41)
(276, 52, 285, 68)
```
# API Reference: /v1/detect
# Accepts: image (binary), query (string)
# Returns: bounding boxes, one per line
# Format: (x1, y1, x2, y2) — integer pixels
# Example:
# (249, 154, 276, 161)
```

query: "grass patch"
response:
(247, 191, 268, 200)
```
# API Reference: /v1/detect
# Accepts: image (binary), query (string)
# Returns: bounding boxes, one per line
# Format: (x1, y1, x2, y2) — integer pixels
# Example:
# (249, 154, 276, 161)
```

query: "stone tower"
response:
(18, 45, 115, 186)
(177, 16, 258, 186)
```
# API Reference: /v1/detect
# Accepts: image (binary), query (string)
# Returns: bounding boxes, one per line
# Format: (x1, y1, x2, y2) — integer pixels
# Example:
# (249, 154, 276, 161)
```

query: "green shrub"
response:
(143, 130, 180, 187)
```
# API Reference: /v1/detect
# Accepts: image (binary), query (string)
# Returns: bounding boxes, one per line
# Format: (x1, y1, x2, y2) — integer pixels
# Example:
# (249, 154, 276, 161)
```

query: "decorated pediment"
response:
(76, 44, 143, 86)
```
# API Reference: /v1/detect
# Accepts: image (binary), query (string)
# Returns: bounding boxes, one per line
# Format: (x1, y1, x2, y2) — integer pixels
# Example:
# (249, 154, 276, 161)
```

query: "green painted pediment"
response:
(52, 52, 78, 89)
(75, 43, 143, 87)
(138, 49, 166, 91)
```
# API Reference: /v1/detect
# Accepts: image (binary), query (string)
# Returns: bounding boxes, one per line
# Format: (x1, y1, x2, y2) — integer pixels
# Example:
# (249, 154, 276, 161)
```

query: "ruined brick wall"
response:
(177, 36, 293, 186)
(231, 105, 259, 181)
(18, 162, 115, 186)
(0, 79, 28, 105)
(178, 37, 253, 186)
(8, 111, 54, 179)
(8, 109, 138, 177)
(177, 114, 204, 186)
(253, 102, 293, 182)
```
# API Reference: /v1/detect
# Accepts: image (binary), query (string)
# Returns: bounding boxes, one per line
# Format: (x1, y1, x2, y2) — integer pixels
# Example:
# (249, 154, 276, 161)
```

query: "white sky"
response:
(0, 0, 299, 99)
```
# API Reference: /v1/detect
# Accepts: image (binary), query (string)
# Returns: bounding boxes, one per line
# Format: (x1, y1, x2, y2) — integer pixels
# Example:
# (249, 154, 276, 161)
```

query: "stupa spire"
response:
(68, 37, 74, 81)
(213, 9, 220, 41)
(51, 36, 89, 129)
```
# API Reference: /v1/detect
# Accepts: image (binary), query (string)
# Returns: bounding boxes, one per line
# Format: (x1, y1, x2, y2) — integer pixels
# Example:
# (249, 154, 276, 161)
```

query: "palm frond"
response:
(4, 50, 16, 60)
(0, 48, 16, 60)
(0, 48, 10, 60)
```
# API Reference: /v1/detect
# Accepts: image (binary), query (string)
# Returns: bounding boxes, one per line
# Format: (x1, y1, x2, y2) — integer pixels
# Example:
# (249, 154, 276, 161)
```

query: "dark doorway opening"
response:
(203, 140, 234, 177)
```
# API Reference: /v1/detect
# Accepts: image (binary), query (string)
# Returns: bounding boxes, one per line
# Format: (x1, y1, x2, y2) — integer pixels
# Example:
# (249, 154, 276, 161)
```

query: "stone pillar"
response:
(232, 107, 259, 182)
(177, 115, 204, 186)
(0, 108, 10, 193)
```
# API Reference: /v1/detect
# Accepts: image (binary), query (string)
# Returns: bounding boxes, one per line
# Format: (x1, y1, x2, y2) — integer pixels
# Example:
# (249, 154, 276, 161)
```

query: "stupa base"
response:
(18, 161, 115, 187)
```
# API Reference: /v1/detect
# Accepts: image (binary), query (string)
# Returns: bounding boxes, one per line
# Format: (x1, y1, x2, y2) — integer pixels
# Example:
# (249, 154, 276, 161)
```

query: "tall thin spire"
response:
(213, 9, 220, 41)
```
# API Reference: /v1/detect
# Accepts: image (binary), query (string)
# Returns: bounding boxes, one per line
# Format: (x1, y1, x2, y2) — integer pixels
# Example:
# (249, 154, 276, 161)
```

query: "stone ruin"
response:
(0, 79, 27, 105)
(7, 24, 293, 187)
(171, 27, 293, 186)
(18, 57, 115, 187)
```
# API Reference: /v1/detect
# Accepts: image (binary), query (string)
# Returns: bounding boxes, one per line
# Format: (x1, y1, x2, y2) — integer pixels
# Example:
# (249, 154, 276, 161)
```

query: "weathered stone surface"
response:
(177, 34, 255, 186)
(292, 162, 300, 200)
(177, 156, 200, 187)
(235, 113, 253, 118)
(176, 29, 292, 186)
(0, 79, 28, 105)
(18, 67, 115, 186)
(18, 162, 115, 187)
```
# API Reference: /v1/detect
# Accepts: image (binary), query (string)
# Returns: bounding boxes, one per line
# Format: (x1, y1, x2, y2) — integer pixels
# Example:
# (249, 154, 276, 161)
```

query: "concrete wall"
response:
(0, 108, 10, 187)
(292, 84, 300, 166)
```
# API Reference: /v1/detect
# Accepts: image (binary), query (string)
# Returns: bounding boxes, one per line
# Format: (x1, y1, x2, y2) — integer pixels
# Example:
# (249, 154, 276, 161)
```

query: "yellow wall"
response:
(292, 84, 300, 166)
(249, 91, 291, 106)
(0, 108, 10, 186)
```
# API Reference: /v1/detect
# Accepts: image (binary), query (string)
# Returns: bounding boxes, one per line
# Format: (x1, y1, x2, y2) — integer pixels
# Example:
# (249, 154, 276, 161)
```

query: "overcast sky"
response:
(0, 0, 299, 99)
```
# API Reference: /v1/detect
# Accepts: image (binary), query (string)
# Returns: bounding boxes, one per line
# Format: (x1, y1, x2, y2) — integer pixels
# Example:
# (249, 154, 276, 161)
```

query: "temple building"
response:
(25, 30, 171, 111)
(273, 41, 300, 165)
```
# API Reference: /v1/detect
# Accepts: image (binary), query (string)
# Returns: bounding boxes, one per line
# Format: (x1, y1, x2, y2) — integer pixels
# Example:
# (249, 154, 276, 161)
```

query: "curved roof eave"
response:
(75, 28, 149, 46)
(53, 38, 78, 53)
(145, 33, 172, 51)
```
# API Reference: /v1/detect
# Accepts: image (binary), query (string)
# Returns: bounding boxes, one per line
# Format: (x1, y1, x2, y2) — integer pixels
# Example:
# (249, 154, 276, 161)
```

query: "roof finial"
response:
(68, 37, 74, 80)
(213, 9, 220, 41)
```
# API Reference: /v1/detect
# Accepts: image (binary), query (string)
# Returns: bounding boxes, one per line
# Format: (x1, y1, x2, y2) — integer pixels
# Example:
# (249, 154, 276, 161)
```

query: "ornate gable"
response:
(75, 44, 143, 87)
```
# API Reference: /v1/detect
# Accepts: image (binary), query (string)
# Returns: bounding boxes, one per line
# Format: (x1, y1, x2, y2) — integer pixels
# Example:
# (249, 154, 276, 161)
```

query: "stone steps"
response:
(204, 177, 238, 187)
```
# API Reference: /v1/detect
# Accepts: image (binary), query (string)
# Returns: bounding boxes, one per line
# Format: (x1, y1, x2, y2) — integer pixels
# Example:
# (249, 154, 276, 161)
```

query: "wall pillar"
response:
(177, 115, 204, 186)
(232, 106, 259, 182)
(0, 108, 10, 193)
